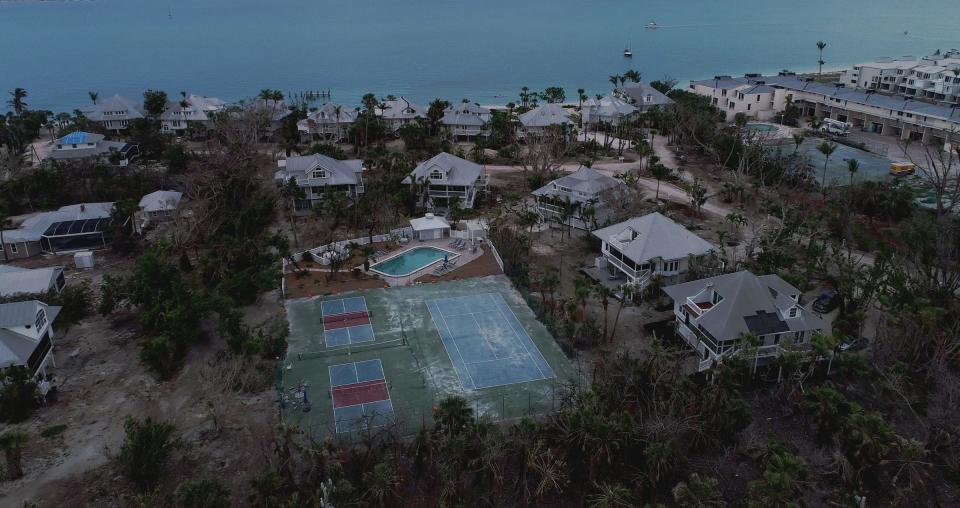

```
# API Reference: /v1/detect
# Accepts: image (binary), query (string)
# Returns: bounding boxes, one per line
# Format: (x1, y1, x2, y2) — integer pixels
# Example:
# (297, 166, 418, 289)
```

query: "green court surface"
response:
(279, 275, 580, 439)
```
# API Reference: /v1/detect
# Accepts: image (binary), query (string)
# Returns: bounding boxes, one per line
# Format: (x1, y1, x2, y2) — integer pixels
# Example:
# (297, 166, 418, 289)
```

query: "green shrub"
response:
(116, 416, 178, 490)
(40, 424, 67, 439)
(0, 366, 40, 423)
(139, 336, 183, 379)
(55, 282, 92, 325)
(177, 478, 231, 508)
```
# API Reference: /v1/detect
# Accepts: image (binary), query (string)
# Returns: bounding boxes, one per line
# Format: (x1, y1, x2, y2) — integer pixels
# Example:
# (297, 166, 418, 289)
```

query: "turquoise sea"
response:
(2, 0, 959, 112)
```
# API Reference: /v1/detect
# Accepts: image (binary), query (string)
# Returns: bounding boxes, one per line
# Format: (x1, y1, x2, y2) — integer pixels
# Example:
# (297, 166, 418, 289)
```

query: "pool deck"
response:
(370, 238, 488, 287)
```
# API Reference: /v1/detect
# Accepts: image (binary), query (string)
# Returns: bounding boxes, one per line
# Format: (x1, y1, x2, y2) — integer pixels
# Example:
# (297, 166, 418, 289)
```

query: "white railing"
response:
(605, 255, 639, 280)
(289, 226, 414, 262)
(486, 239, 505, 272)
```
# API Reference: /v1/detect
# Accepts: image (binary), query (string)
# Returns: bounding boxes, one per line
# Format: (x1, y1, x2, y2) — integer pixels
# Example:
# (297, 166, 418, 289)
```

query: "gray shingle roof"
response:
(82, 95, 145, 122)
(583, 96, 638, 118)
(519, 104, 572, 128)
(441, 111, 487, 126)
(621, 82, 674, 108)
(380, 98, 426, 120)
(0, 266, 63, 297)
(663, 271, 825, 342)
(592, 212, 715, 263)
(532, 166, 624, 204)
(276, 154, 364, 186)
(403, 152, 483, 186)
(304, 102, 358, 125)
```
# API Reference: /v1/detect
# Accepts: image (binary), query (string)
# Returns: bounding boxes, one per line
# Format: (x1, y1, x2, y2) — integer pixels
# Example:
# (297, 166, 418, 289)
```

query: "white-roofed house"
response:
(160, 94, 227, 135)
(81, 94, 145, 131)
(581, 96, 638, 127)
(0, 300, 62, 390)
(1, 203, 115, 259)
(618, 81, 675, 112)
(409, 213, 452, 241)
(517, 104, 574, 139)
(402, 152, 489, 210)
(379, 98, 427, 134)
(442, 102, 491, 140)
(275, 154, 366, 211)
(663, 271, 826, 371)
(532, 166, 627, 230)
(136, 190, 183, 233)
(297, 102, 358, 142)
(592, 212, 717, 289)
(47, 131, 138, 165)
(0, 266, 66, 298)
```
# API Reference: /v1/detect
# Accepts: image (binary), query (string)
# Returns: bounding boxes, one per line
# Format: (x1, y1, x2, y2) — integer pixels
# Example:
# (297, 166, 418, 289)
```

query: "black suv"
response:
(812, 290, 839, 314)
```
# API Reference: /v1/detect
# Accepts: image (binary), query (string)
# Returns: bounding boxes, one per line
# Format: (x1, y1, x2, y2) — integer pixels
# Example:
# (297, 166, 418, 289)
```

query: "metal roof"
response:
(518, 104, 572, 128)
(592, 212, 715, 264)
(139, 190, 182, 213)
(2, 203, 114, 242)
(532, 166, 624, 204)
(404, 152, 484, 186)
(0, 266, 63, 297)
(276, 154, 364, 186)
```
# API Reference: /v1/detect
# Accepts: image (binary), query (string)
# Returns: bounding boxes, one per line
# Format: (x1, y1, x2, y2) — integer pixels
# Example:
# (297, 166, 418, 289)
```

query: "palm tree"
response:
(635, 141, 654, 171)
(593, 284, 614, 342)
(623, 69, 642, 83)
(7, 88, 28, 116)
(650, 163, 672, 202)
(0, 431, 28, 479)
(88, 91, 99, 105)
(433, 396, 473, 435)
(361, 462, 401, 506)
(587, 482, 634, 508)
(672, 473, 726, 507)
(816, 40, 827, 76)
(792, 133, 805, 153)
(573, 276, 592, 322)
(608, 284, 634, 343)
(846, 158, 859, 189)
(608, 75, 620, 91)
(816, 141, 837, 198)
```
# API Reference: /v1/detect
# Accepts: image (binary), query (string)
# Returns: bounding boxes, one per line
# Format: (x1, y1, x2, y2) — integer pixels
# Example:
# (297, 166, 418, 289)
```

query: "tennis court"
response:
(427, 292, 555, 390)
(322, 296, 375, 347)
(329, 359, 395, 433)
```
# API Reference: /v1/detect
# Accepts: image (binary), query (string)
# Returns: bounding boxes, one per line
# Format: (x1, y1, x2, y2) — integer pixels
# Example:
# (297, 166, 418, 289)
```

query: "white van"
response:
(820, 118, 852, 136)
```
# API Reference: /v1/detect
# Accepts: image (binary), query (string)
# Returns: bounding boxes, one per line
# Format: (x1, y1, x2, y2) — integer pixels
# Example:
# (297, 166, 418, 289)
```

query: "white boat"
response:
(646, 21, 658, 29)
(623, 46, 633, 58)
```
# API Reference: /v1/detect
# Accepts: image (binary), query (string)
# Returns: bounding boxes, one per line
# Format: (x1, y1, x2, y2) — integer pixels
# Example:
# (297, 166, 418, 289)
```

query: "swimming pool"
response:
(370, 247, 458, 277)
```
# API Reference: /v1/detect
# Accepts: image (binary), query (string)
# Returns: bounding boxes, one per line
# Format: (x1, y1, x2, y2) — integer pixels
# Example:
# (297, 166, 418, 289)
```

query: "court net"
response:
(297, 337, 406, 361)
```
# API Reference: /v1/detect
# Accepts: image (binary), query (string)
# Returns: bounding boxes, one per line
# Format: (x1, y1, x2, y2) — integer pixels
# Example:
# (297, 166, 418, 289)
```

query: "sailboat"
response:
(646, 21, 658, 29)
(623, 44, 633, 58)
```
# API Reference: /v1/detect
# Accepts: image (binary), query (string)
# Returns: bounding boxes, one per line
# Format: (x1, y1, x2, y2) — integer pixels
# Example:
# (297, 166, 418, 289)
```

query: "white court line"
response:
(488, 293, 549, 380)
(467, 312, 501, 360)
(427, 300, 478, 390)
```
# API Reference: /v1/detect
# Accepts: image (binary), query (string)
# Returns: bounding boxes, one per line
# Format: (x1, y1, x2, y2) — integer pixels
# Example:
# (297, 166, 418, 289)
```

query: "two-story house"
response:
(47, 131, 139, 165)
(619, 81, 675, 112)
(663, 271, 826, 372)
(442, 102, 491, 140)
(592, 212, 716, 289)
(82, 94, 145, 131)
(581, 95, 638, 127)
(402, 152, 488, 210)
(0, 300, 62, 392)
(297, 102, 358, 142)
(379, 98, 427, 134)
(532, 166, 626, 230)
(275, 154, 365, 211)
(135, 190, 183, 233)
(517, 104, 573, 139)
(160, 94, 226, 135)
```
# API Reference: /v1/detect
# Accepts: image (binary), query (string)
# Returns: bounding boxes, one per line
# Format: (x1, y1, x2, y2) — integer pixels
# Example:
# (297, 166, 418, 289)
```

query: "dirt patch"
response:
(413, 246, 503, 284)
(284, 269, 388, 298)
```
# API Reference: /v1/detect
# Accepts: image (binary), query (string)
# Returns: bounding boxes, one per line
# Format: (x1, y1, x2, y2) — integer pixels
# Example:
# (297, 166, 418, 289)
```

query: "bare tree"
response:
(904, 140, 960, 218)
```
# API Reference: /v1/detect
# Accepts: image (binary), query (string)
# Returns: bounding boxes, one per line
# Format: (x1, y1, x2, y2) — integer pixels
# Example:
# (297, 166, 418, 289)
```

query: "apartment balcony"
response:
(427, 189, 470, 198)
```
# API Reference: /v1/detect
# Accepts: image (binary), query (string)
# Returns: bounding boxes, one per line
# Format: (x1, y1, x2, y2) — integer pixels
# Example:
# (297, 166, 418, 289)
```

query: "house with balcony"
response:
(297, 102, 357, 142)
(0, 266, 65, 298)
(532, 166, 626, 230)
(160, 94, 226, 135)
(402, 152, 488, 210)
(275, 154, 365, 211)
(592, 212, 716, 289)
(581, 95, 638, 127)
(663, 271, 826, 372)
(0, 300, 62, 391)
(135, 190, 183, 233)
(442, 102, 491, 139)
(379, 98, 427, 134)
(518, 104, 573, 139)
(82, 94, 145, 131)
(47, 131, 138, 165)
(619, 81, 675, 112)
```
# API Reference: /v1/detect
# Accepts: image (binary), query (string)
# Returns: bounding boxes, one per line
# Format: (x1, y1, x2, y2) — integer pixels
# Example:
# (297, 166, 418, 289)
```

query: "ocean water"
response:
(2, 0, 958, 112)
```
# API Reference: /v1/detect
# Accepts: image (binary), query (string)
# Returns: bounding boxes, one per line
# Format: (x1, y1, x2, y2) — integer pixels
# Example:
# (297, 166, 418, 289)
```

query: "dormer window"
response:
(430, 170, 444, 180)
(35, 309, 46, 331)
(711, 291, 723, 305)
(312, 170, 328, 179)
(788, 307, 799, 318)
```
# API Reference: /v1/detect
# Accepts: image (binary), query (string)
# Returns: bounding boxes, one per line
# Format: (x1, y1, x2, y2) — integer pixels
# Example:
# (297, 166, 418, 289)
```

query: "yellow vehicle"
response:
(890, 162, 915, 176)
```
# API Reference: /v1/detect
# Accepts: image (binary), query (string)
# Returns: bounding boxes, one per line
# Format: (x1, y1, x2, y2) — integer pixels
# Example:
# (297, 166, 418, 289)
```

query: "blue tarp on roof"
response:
(60, 132, 89, 144)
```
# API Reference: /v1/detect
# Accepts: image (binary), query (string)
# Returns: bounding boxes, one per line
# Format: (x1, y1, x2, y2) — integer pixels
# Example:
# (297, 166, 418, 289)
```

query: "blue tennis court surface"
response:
(328, 359, 394, 433)
(321, 296, 368, 317)
(321, 296, 375, 347)
(427, 293, 555, 390)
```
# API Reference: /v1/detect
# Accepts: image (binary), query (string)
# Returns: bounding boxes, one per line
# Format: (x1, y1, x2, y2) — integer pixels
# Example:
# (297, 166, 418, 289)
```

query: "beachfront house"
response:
(402, 152, 488, 210)
(0, 203, 115, 260)
(135, 190, 182, 233)
(592, 212, 716, 289)
(0, 266, 65, 298)
(0, 300, 62, 392)
(618, 81, 675, 112)
(160, 94, 227, 135)
(689, 75, 779, 122)
(379, 98, 427, 134)
(532, 166, 626, 230)
(275, 154, 365, 211)
(663, 271, 826, 372)
(47, 131, 139, 165)
(518, 104, 574, 139)
(297, 102, 357, 142)
(581, 96, 638, 127)
(81, 94, 145, 132)
(410, 213, 452, 241)
(244, 99, 291, 137)
(442, 102, 492, 140)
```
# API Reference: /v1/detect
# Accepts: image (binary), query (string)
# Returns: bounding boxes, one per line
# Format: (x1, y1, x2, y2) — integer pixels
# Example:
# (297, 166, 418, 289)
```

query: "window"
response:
(35, 309, 46, 331)
(9, 243, 18, 254)
(662, 260, 680, 272)
(772, 333, 781, 345)
(747, 104, 752, 111)
(788, 307, 799, 318)
(312, 170, 328, 179)
(711, 291, 723, 305)
(430, 170, 444, 180)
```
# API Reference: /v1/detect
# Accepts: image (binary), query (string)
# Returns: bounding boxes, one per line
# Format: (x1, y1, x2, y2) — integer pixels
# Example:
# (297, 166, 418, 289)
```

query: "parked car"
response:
(812, 290, 839, 314)
(838, 337, 868, 352)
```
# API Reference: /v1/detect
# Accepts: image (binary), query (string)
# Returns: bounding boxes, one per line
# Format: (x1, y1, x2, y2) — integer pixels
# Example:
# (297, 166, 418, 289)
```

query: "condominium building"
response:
(839, 50, 960, 104)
